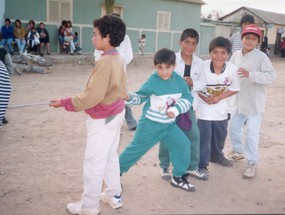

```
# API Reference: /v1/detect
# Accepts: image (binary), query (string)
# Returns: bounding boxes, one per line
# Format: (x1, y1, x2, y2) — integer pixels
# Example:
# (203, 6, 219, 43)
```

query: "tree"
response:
(206, 9, 223, 20)
(104, 0, 115, 14)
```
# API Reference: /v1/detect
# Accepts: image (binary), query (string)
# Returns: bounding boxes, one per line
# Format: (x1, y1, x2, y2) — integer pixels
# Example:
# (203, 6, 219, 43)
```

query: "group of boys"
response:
(49, 14, 275, 215)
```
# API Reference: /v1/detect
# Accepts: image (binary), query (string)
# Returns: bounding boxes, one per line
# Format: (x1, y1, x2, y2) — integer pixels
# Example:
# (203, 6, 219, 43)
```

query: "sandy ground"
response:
(1, 55, 285, 215)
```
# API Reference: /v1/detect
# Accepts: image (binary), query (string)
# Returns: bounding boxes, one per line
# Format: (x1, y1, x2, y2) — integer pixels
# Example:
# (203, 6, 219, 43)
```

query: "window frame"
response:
(47, 0, 73, 23)
(157, 11, 171, 31)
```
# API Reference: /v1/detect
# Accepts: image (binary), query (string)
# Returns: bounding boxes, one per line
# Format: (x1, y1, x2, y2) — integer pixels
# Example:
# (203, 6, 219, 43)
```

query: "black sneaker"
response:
(170, 174, 195, 192)
(2, 117, 8, 124)
(211, 156, 233, 167)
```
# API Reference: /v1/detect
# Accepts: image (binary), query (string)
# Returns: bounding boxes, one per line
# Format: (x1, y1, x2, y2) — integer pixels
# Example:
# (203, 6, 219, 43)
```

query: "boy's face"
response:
(92, 27, 109, 50)
(180, 37, 197, 57)
(155, 63, 176, 80)
(210, 47, 228, 67)
(242, 34, 259, 53)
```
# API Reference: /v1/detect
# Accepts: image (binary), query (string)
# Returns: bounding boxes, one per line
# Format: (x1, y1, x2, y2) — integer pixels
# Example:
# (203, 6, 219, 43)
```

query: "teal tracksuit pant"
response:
(119, 117, 190, 177)
(159, 108, 200, 171)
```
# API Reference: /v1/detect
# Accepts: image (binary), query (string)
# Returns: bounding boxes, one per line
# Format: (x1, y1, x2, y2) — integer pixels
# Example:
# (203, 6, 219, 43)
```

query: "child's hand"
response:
(166, 111, 175, 118)
(125, 95, 130, 101)
(208, 95, 221, 105)
(184, 76, 193, 87)
(238, 68, 249, 78)
(49, 99, 61, 108)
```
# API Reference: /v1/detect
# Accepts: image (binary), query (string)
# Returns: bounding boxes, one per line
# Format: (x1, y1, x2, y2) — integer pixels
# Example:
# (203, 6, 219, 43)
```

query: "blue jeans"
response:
(0, 38, 14, 54)
(15, 38, 26, 53)
(125, 106, 137, 130)
(229, 113, 263, 164)
(198, 119, 228, 169)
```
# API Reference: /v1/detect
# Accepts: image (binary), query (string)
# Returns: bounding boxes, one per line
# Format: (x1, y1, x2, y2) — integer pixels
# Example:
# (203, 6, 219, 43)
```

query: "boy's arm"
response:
(125, 75, 154, 107)
(192, 63, 206, 92)
(51, 60, 115, 112)
(248, 56, 276, 85)
(167, 82, 192, 116)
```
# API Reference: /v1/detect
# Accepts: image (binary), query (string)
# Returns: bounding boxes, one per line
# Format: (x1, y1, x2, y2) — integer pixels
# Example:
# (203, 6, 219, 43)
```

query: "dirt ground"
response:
(1, 55, 285, 215)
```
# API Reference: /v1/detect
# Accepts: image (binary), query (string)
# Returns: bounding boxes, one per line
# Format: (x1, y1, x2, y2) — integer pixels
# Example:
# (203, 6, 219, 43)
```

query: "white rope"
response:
(8, 102, 51, 109)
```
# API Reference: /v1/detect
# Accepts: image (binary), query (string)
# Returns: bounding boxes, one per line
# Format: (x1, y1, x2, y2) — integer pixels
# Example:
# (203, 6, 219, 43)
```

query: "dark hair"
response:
(15, 19, 21, 27)
(29, 20, 35, 26)
(5, 18, 11, 23)
(93, 15, 126, 47)
(180, 28, 199, 43)
(240, 14, 255, 26)
(209, 36, 232, 54)
(67, 20, 72, 27)
(153, 48, 176, 65)
(141, 34, 146, 38)
(61, 20, 67, 25)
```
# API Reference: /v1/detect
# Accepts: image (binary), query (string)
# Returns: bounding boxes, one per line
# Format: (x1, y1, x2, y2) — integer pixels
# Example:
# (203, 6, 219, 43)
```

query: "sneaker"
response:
(227, 151, 245, 161)
(211, 156, 233, 167)
(66, 202, 100, 215)
(170, 174, 195, 192)
(101, 192, 123, 209)
(2, 117, 8, 124)
(243, 163, 257, 179)
(199, 167, 209, 176)
(187, 169, 208, 181)
(160, 168, 171, 180)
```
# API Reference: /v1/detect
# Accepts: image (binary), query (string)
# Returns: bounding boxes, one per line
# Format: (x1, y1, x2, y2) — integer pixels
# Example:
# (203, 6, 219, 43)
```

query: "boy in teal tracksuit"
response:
(119, 48, 195, 192)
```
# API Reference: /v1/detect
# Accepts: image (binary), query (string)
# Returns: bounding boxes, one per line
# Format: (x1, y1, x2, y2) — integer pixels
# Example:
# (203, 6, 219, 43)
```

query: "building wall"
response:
(199, 23, 216, 55)
(3, 0, 203, 54)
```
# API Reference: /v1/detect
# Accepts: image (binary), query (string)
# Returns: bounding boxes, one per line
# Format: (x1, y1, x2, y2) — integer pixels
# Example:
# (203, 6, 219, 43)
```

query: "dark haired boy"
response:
(159, 28, 208, 181)
(228, 24, 276, 179)
(120, 48, 196, 192)
(197, 36, 240, 175)
(49, 15, 128, 215)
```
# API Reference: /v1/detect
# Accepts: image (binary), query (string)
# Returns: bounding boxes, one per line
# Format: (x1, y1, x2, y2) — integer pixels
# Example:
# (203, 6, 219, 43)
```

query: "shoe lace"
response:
(196, 169, 204, 176)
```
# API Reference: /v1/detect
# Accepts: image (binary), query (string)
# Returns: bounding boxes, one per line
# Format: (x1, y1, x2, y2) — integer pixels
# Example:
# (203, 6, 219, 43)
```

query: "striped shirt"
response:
(229, 49, 276, 115)
(0, 61, 12, 126)
(126, 71, 192, 124)
(230, 32, 243, 54)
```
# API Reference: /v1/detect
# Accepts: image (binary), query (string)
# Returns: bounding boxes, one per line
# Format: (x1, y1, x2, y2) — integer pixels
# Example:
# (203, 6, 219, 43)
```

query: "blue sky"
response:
(201, 0, 285, 16)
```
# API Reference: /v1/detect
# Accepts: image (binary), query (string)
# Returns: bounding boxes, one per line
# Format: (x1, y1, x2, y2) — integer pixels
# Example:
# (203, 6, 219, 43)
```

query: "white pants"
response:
(229, 112, 263, 164)
(81, 110, 125, 211)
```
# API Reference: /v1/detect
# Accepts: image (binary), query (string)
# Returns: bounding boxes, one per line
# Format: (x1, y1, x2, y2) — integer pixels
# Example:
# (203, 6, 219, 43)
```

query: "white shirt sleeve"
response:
(117, 35, 133, 66)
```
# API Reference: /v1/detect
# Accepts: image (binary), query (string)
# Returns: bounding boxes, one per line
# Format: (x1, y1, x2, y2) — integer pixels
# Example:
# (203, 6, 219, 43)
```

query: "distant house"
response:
(219, 7, 285, 55)
(2, 0, 205, 54)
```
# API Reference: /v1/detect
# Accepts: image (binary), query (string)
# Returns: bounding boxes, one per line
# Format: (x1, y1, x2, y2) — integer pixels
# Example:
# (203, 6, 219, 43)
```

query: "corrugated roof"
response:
(219, 7, 285, 25)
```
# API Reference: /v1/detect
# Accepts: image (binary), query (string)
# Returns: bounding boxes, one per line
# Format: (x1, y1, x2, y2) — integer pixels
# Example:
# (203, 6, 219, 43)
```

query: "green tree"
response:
(104, 0, 115, 14)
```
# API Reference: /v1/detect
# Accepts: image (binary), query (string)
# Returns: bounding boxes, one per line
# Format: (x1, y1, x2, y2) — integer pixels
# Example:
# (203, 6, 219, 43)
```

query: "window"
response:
(47, 0, 72, 22)
(101, 4, 123, 17)
(157, 11, 171, 31)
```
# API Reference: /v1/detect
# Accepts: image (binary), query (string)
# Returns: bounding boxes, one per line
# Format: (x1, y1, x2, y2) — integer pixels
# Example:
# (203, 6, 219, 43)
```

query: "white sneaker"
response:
(187, 169, 208, 181)
(243, 163, 257, 179)
(160, 168, 171, 180)
(66, 202, 100, 215)
(227, 151, 245, 161)
(101, 192, 123, 209)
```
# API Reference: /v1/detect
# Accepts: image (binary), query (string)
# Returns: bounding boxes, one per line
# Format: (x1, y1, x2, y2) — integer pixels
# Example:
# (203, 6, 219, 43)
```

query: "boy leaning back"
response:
(228, 24, 276, 179)
(120, 48, 196, 192)
(49, 15, 128, 215)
